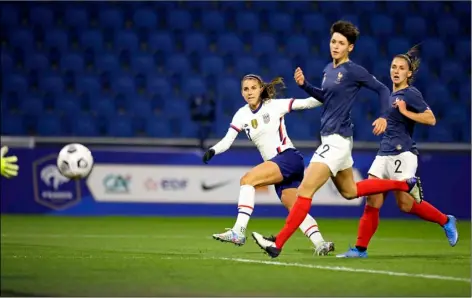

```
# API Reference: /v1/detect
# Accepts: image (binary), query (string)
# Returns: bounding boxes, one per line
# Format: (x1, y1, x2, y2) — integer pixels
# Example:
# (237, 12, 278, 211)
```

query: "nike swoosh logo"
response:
(201, 180, 232, 191)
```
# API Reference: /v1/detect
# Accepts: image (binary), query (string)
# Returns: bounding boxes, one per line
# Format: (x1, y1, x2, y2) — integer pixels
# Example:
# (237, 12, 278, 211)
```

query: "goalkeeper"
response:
(1, 146, 19, 178)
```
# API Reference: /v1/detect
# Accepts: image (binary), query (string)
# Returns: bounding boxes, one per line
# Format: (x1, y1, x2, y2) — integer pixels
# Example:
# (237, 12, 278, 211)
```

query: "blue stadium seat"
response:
(305, 58, 327, 79)
(340, 15, 360, 27)
(418, 1, 443, 16)
(404, 16, 427, 40)
(4, 74, 28, 96)
(319, 1, 342, 14)
(1, 113, 24, 135)
(96, 53, 119, 73)
(29, 6, 54, 28)
(99, 9, 123, 30)
(1, 4, 19, 27)
(437, 16, 460, 39)
(372, 59, 391, 83)
(370, 15, 393, 37)
(60, 53, 84, 73)
(218, 77, 239, 98)
(384, 1, 410, 14)
(21, 97, 44, 116)
(165, 98, 190, 118)
(252, 34, 276, 56)
(37, 114, 63, 136)
(146, 118, 172, 138)
(236, 12, 259, 32)
(183, 77, 206, 97)
(147, 77, 171, 97)
(64, 8, 89, 29)
(148, 32, 174, 54)
(133, 9, 157, 29)
(77, 76, 100, 96)
(201, 55, 224, 76)
(387, 37, 410, 58)
(129, 99, 153, 118)
(425, 84, 449, 111)
(459, 83, 471, 105)
(184, 32, 207, 55)
(90, 96, 116, 118)
(286, 35, 310, 58)
(422, 38, 446, 61)
(39, 76, 64, 95)
(54, 96, 81, 117)
(167, 10, 191, 30)
(80, 30, 103, 52)
(25, 53, 49, 72)
(201, 11, 225, 32)
(72, 119, 99, 137)
(452, 1, 471, 16)
(106, 115, 133, 137)
(440, 61, 463, 83)
(131, 53, 154, 75)
(44, 29, 68, 52)
(454, 40, 471, 63)
(10, 29, 34, 51)
(217, 33, 243, 55)
(113, 75, 135, 96)
(429, 123, 454, 142)
(2, 53, 13, 72)
(235, 57, 259, 76)
(270, 58, 293, 80)
(269, 13, 293, 34)
(302, 14, 327, 35)
(354, 36, 378, 60)
(115, 30, 139, 54)
(165, 54, 190, 75)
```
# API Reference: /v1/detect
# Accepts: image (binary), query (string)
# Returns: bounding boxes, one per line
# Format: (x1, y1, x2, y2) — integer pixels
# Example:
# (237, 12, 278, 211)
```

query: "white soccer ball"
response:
(56, 143, 94, 179)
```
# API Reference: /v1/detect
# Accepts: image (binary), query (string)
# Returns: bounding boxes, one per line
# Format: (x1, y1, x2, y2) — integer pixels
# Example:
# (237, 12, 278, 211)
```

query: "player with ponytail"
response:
(202, 74, 335, 255)
(337, 45, 459, 258)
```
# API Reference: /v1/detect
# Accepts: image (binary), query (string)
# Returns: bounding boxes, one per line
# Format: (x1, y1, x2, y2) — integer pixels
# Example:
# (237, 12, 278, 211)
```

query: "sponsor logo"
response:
(33, 154, 81, 210)
(103, 174, 131, 193)
(145, 178, 188, 191)
(201, 180, 231, 191)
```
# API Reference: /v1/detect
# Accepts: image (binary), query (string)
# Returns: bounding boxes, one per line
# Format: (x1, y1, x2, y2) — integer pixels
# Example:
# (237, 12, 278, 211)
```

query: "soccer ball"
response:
(56, 143, 94, 179)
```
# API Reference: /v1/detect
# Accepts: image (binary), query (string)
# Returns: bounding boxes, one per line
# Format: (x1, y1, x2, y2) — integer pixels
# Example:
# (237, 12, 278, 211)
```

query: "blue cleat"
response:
(442, 215, 459, 247)
(336, 246, 368, 258)
(405, 177, 424, 204)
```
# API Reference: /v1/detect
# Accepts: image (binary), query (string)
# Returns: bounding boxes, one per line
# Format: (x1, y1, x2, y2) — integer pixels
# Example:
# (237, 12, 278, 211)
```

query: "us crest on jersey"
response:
(262, 113, 270, 124)
(251, 119, 258, 129)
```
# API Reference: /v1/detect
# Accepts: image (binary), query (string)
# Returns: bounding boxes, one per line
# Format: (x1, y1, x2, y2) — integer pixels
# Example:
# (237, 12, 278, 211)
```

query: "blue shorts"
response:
(269, 149, 305, 199)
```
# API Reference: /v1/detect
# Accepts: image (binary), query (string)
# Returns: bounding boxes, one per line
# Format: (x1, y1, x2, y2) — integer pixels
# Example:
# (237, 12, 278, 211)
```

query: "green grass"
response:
(1, 215, 470, 297)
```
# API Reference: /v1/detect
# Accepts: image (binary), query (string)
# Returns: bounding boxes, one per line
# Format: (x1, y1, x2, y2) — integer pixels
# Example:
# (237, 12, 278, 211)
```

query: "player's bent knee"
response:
(396, 195, 413, 213)
(339, 187, 358, 200)
(366, 195, 383, 208)
(240, 173, 255, 186)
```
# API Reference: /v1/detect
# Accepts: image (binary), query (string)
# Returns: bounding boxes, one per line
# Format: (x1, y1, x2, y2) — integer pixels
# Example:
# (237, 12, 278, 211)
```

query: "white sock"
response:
(233, 185, 255, 234)
(299, 214, 325, 247)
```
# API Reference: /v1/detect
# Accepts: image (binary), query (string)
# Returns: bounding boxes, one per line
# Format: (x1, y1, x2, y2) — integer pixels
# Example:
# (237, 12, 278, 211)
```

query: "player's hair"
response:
(242, 74, 285, 102)
(330, 20, 360, 45)
(395, 44, 421, 85)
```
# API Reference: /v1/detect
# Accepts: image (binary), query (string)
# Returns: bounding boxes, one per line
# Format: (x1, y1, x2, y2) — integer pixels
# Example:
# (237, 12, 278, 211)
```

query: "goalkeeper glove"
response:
(1, 146, 19, 178)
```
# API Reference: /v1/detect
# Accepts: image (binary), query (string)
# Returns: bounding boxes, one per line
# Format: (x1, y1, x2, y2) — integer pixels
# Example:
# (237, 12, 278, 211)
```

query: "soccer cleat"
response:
(442, 215, 459, 247)
(314, 241, 336, 256)
(212, 228, 246, 246)
(406, 177, 424, 204)
(252, 232, 281, 258)
(336, 246, 368, 258)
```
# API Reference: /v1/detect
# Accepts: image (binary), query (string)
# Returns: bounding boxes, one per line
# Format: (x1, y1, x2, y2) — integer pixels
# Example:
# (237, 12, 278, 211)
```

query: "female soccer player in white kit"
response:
(252, 20, 424, 258)
(336, 46, 458, 258)
(202, 74, 334, 255)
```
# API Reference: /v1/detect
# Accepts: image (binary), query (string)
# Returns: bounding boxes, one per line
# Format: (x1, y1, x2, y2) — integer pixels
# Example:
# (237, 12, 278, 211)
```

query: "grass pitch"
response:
(1, 215, 470, 296)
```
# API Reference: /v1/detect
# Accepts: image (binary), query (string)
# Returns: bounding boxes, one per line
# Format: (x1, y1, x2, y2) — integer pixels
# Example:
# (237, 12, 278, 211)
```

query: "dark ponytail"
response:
(396, 44, 421, 85)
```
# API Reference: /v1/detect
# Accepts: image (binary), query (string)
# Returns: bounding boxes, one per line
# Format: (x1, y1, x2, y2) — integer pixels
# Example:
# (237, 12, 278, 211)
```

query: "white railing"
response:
(1, 135, 470, 151)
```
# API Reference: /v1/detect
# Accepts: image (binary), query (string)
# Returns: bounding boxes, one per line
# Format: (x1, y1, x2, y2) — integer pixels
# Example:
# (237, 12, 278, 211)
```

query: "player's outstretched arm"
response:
(290, 97, 323, 110)
(294, 67, 325, 102)
(0, 146, 19, 178)
(394, 99, 436, 126)
(203, 127, 239, 164)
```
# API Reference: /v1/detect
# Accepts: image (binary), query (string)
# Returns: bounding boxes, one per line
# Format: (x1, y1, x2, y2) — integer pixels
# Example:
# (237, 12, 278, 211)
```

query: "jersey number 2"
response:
(245, 128, 252, 141)
(394, 160, 402, 173)
(318, 144, 330, 158)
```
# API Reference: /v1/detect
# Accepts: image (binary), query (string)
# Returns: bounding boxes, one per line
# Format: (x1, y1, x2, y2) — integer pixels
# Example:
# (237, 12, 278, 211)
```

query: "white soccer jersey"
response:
(211, 97, 323, 161)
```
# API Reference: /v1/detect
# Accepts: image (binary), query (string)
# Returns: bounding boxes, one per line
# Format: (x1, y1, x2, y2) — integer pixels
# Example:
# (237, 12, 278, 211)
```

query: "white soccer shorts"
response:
(368, 151, 418, 181)
(310, 134, 354, 176)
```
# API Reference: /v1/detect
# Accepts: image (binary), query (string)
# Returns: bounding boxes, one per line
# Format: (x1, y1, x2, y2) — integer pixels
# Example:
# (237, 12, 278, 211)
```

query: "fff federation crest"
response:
(33, 154, 81, 211)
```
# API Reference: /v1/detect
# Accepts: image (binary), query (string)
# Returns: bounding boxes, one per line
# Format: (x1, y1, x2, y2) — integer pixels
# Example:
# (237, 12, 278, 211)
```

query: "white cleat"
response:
(212, 228, 246, 246)
(251, 232, 281, 258)
(314, 241, 335, 256)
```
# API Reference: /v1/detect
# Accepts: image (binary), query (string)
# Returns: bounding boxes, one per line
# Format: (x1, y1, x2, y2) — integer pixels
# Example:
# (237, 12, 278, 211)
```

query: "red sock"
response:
(275, 196, 312, 249)
(409, 201, 448, 226)
(356, 179, 409, 197)
(355, 205, 380, 249)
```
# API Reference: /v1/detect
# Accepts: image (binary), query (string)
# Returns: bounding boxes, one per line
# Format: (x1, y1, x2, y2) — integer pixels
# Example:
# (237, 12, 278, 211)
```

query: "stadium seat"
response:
(133, 9, 157, 29)
(29, 6, 54, 29)
(302, 14, 327, 36)
(148, 32, 174, 54)
(25, 53, 49, 72)
(286, 35, 310, 58)
(4, 74, 28, 96)
(354, 36, 378, 60)
(90, 96, 116, 118)
(39, 75, 64, 95)
(384, 1, 410, 14)
(44, 29, 68, 53)
(418, 1, 443, 16)
(99, 9, 124, 30)
(145, 118, 172, 138)
(106, 115, 134, 137)
(423, 38, 447, 61)
(370, 15, 393, 37)
(184, 32, 207, 55)
(236, 12, 259, 32)
(200, 55, 224, 76)
(252, 34, 277, 56)
(54, 96, 81, 117)
(201, 11, 225, 32)
(217, 33, 243, 55)
(429, 123, 454, 142)
(440, 60, 463, 83)
(1, 113, 24, 135)
(167, 10, 191, 30)
(268, 13, 293, 34)
(437, 16, 460, 39)
(182, 77, 206, 97)
(80, 30, 103, 52)
(1, 4, 19, 27)
(387, 37, 410, 58)
(454, 40, 471, 63)
(165, 54, 190, 75)
(319, 1, 342, 14)
(37, 114, 63, 136)
(73, 119, 99, 137)
(235, 56, 259, 76)
(60, 53, 84, 73)
(10, 29, 34, 51)
(21, 97, 44, 117)
(115, 30, 139, 54)
(112, 75, 135, 96)
(64, 8, 89, 29)
(147, 77, 171, 97)
(404, 17, 427, 40)
(96, 53, 119, 73)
